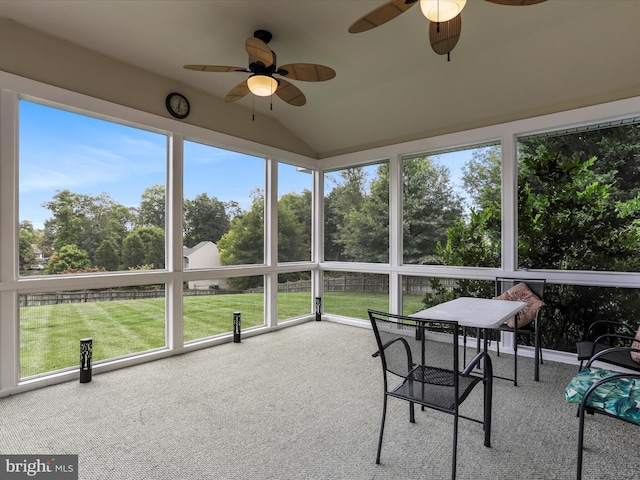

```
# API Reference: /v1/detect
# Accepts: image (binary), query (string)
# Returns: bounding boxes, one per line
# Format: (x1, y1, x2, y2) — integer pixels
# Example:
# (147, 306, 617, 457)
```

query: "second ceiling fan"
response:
(184, 30, 336, 107)
(349, 0, 547, 60)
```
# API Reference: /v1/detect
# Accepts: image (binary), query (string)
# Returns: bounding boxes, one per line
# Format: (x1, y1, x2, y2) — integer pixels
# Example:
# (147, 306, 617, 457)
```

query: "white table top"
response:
(411, 297, 527, 329)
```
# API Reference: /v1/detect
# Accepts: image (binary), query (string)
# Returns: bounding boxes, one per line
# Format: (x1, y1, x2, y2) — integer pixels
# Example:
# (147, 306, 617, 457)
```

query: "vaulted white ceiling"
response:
(2, 0, 640, 159)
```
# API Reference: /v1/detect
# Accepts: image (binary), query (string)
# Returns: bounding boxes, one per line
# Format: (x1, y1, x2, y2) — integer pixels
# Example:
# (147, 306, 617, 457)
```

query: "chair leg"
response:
(513, 340, 518, 387)
(376, 394, 388, 464)
(451, 414, 458, 480)
(462, 326, 467, 365)
(577, 402, 587, 480)
(534, 327, 540, 382)
(483, 358, 493, 448)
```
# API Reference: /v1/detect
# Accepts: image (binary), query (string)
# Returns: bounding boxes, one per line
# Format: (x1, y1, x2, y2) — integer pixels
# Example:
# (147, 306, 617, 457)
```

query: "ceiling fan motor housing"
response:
(253, 29, 272, 44)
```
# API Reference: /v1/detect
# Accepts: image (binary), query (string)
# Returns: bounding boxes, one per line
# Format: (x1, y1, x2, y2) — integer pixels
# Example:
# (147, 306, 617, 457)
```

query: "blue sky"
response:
(19, 100, 476, 230)
(19, 101, 308, 229)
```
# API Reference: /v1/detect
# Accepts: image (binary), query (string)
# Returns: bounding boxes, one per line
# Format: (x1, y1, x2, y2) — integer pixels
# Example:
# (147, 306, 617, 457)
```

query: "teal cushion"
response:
(565, 367, 640, 425)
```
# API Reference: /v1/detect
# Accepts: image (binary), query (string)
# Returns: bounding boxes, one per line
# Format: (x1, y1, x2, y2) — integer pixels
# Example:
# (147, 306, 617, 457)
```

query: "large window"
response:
(20, 285, 166, 378)
(183, 275, 265, 343)
(19, 100, 167, 274)
(324, 163, 389, 263)
(278, 163, 312, 262)
(517, 124, 640, 272)
(402, 145, 501, 267)
(277, 271, 312, 321)
(183, 140, 265, 267)
(323, 272, 389, 320)
(514, 123, 640, 352)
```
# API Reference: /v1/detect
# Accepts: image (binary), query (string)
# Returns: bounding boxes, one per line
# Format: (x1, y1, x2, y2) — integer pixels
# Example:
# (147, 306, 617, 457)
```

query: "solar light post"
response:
(80, 338, 92, 383)
(233, 312, 241, 343)
(315, 297, 322, 321)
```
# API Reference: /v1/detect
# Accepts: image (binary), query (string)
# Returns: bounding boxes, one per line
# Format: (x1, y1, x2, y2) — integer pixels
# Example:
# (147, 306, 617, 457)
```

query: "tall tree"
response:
(18, 220, 38, 269)
(461, 145, 501, 211)
(136, 226, 165, 269)
(184, 193, 230, 246)
(338, 164, 389, 263)
(121, 226, 165, 269)
(323, 168, 367, 261)
(120, 231, 146, 270)
(43, 189, 83, 252)
(224, 200, 242, 221)
(41, 189, 133, 270)
(78, 193, 133, 264)
(94, 238, 120, 271)
(137, 184, 165, 228)
(519, 125, 640, 202)
(217, 189, 264, 289)
(278, 190, 311, 262)
(402, 157, 465, 265)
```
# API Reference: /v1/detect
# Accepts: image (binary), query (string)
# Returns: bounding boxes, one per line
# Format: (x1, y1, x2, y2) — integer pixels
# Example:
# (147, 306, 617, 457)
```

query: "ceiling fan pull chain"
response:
(252, 96, 255, 121)
(447, 52, 451, 61)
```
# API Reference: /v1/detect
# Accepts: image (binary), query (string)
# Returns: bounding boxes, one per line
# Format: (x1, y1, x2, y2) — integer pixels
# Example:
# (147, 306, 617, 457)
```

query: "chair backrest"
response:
(587, 320, 636, 340)
(368, 309, 460, 382)
(495, 277, 546, 300)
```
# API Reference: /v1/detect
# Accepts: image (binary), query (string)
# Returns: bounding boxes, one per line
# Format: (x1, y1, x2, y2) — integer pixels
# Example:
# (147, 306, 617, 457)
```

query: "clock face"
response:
(166, 93, 190, 119)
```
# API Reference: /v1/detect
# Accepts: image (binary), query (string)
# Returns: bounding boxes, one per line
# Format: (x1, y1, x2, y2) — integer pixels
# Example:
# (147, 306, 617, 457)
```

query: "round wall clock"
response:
(165, 92, 190, 119)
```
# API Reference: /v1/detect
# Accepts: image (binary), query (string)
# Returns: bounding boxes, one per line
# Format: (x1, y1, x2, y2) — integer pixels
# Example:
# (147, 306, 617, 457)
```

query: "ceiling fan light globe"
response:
(247, 75, 278, 96)
(420, 0, 466, 23)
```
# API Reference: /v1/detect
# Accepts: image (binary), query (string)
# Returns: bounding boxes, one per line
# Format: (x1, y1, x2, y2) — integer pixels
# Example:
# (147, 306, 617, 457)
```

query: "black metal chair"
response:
(565, 346, 640, 480)
(576, 319, 639, 371)
(492, 277, 546, 384)
(368, 309, 493, 480)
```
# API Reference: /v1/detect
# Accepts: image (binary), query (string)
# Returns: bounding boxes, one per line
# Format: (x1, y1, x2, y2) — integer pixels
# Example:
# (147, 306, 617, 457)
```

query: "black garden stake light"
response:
(233, 312, 241, 343)
(315, 297, 322, 321)
(80, 338, 92, 383)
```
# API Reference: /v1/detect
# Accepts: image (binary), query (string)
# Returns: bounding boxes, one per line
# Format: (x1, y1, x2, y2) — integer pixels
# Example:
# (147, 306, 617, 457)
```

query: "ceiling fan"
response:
(184, 30, 336, 107)
(349, 0, 547, 60)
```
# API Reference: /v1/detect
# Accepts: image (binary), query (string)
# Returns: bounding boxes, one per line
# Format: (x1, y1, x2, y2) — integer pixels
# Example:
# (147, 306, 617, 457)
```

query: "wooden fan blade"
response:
(485, 0, 546, 4)
(277, 63, 336, 82)
(246, 36, 274, 66)
(184, 65, 248, 73)
(275, 79, 306, 106)
(429, 14, 462, 56)
(348, 0, 418, 34)
(224, 80, 250, 102)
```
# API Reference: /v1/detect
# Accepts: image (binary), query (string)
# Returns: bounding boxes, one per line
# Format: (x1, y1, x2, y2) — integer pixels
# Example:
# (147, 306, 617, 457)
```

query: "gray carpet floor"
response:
(1, 320, 638, 480)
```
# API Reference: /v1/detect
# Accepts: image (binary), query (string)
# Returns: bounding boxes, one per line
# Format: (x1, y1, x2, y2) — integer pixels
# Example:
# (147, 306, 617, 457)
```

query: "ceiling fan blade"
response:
(429, 14, 462, 56)
(224, 80, 250, 102)
(246, 36, 274, 66)
(277, 63, 336, 82)
(348, 0, 418, 34)
(275, 79, 306, 106)
(485, 0, 547, 4)
(184, 65, 248, 73)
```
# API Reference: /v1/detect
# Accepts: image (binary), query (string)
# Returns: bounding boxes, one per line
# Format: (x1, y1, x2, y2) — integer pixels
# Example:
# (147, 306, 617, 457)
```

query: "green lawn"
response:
(20, 291, 426, 378)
